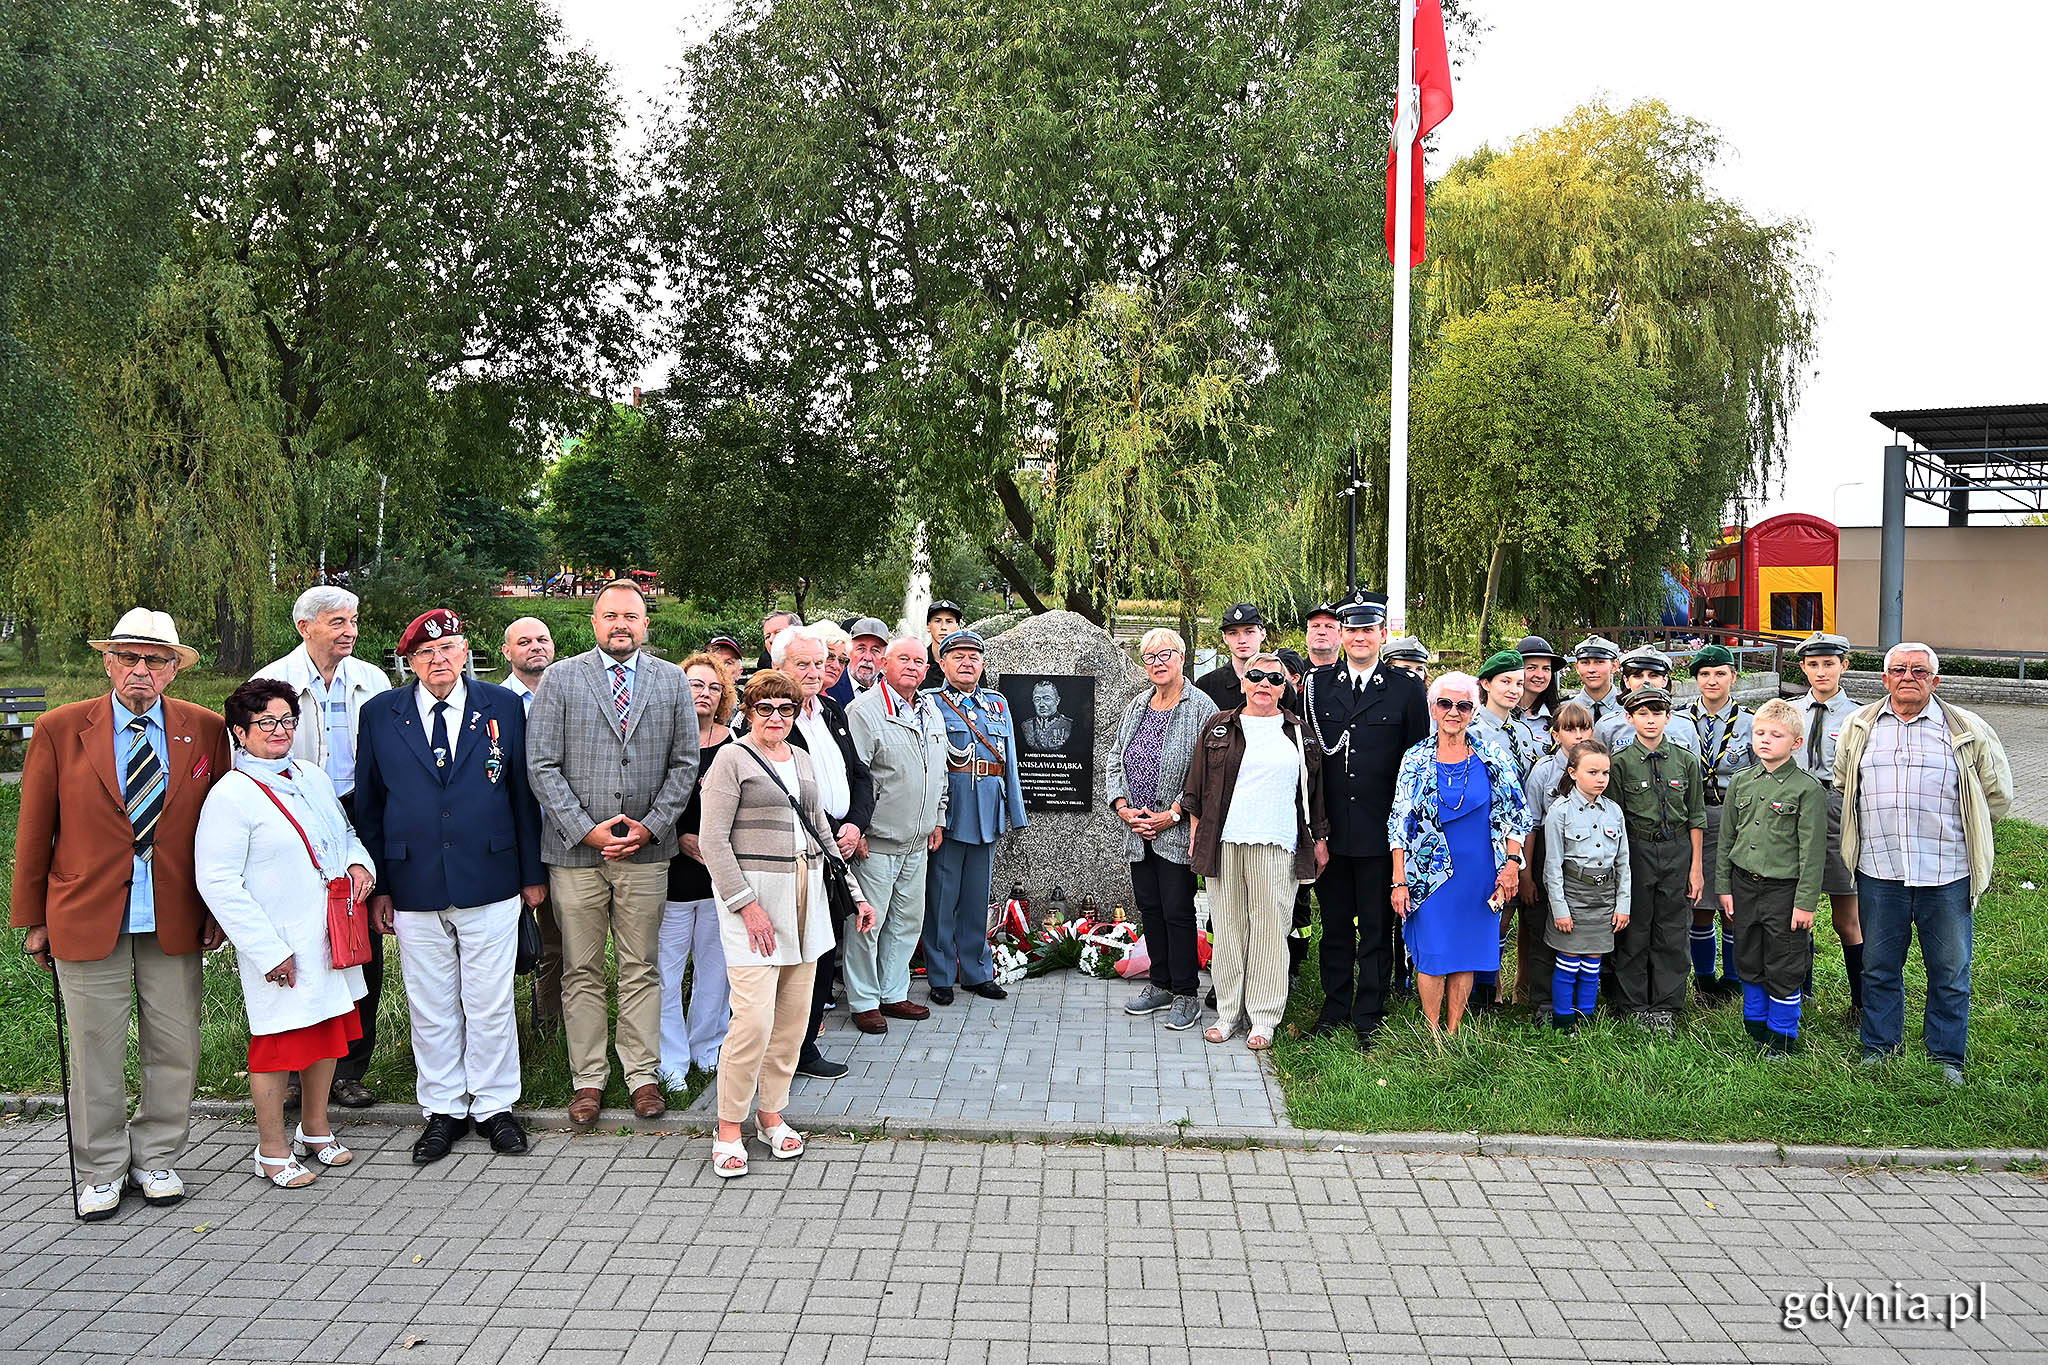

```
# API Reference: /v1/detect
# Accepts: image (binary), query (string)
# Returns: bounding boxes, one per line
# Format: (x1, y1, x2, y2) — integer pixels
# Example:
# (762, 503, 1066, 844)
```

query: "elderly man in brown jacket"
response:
(11, 609, 234, 1220)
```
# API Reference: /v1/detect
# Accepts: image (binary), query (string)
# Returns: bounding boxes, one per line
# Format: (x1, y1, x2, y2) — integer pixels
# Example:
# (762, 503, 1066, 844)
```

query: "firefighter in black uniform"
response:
(1303, 593, 1429, 1047)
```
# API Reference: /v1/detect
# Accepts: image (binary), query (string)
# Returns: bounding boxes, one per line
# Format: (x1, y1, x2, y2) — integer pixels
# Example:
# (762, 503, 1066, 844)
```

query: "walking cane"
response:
(47, 961, 84, 1221)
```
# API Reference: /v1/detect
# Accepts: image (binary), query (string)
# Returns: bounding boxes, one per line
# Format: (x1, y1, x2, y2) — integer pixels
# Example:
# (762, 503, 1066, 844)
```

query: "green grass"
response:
(1273, 819, 2048, 1149)
(0, 781, 710, 1112)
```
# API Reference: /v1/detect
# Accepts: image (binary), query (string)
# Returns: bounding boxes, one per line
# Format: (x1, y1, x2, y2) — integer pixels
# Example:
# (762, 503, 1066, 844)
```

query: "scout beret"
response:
(398, 609, 463, 656)
(1477, 649, 1524, 682)
(1690, 644, 1737, 674)
(937, 629, 986, 657)
(1622, 685, 1674, 712)
(1795, 632, 1851, 659)
(1573, 635, 1620, 661)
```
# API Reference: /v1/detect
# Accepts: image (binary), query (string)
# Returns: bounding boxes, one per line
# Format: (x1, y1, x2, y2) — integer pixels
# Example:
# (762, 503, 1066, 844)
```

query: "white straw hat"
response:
(89, 608, 199, 669)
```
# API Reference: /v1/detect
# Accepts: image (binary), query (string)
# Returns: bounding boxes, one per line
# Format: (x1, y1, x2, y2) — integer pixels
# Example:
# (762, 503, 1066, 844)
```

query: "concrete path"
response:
(0, 1119, 2042, 1364)
(694, 969, 1287, 1131)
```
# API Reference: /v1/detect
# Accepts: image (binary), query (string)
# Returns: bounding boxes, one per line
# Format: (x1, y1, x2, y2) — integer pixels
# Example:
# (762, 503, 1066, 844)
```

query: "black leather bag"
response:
(739, 744, 860, 926)
(514, 901, 542, 975)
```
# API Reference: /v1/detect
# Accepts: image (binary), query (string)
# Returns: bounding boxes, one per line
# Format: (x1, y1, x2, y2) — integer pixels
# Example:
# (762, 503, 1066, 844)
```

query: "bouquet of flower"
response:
(1077, 919, 1141, 979)
(1025, 915, 1091, 977)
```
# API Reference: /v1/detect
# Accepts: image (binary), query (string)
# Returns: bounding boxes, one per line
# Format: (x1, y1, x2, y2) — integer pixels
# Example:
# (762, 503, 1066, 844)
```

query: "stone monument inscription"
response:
(996, 672, 1095, 812)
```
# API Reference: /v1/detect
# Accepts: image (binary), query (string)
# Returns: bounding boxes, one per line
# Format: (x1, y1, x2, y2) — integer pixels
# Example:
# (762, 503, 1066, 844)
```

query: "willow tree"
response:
(1423, 99, 1817, 622)
(1025, 280, 1277, 650)
(1412, 290, 1702, 650)
(15, 256, 290, 663)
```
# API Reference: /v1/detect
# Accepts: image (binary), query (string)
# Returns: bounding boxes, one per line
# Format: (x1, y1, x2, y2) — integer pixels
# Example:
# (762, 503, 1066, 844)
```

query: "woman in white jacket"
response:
(196, 679, 373, 1189)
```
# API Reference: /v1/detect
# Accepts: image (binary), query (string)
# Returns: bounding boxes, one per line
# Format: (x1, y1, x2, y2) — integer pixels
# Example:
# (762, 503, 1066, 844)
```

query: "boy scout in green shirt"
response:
(1715, 698, 1827, 1056)
(1608, 686, 1705, 1032)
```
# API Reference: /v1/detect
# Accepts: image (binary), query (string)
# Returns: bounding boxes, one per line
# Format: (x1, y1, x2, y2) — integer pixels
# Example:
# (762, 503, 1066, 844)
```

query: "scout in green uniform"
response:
(1686, 644, 1752, 997)
(1715, 699, 1827, 1055)
(1608, 686, 1705, 1032)
(1790, 631, 1865, 1025)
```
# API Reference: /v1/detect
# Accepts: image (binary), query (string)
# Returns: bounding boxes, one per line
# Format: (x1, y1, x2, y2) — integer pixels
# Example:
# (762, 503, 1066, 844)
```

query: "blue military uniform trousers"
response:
(924, 837, 997, 989)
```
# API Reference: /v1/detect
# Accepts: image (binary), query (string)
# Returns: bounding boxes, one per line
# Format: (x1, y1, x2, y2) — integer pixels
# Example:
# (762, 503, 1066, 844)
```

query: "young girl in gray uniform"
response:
(1541, 739, 1631, 1031)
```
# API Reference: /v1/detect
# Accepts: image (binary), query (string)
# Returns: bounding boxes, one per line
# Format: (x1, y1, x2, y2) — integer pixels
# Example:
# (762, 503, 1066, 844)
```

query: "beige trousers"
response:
(54, 933, 203, 1185)
(551, 859, 669, 1091)
(716, 961, 817, 1123)
(1208, 842, 1296, 1039)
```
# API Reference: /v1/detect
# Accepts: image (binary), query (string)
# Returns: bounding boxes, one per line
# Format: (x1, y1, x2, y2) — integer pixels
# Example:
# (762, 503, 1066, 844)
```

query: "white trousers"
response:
(658, 897, 731, 1080)
(394, 897, 522, 1119)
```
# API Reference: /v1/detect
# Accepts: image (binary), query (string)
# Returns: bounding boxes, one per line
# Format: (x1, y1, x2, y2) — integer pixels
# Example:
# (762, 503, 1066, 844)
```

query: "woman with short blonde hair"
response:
(658, 652, 741, 1085)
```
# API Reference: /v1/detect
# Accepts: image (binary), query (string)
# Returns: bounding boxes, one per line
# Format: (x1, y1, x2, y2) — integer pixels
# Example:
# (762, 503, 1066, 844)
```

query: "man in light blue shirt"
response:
(110, 695, 168, 935)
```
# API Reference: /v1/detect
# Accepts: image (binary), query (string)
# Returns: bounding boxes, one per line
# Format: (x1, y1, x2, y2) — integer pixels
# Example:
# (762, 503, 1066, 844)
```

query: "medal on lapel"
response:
(485, 717, 504, 785)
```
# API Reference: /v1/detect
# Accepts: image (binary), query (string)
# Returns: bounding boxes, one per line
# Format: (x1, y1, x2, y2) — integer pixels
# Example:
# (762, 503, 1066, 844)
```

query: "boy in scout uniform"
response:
(1686, 644, 1753, 999)
(1715, 698, 1827, 1055)
(1789, 631, 1865, 1026)
(1565, 635, 1627, 726)
(1608, 686, 1705, 1032)
(922, 630, 1027, 1004)
(1594, 647, 1700, 756)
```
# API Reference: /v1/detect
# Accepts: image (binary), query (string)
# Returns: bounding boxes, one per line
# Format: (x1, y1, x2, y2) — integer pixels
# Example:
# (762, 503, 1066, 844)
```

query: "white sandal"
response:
(292, 1125, 352, 1166)
(252, 1147, 317, 1188)
(757, 1120, 805, 1160)
(710, 1137, 750, 1179)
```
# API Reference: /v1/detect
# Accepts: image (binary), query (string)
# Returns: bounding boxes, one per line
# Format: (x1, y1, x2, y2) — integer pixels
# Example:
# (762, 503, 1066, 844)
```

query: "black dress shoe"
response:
(928, 986, 955, 1006)
(411, 1113, 470, 1164)
(963, 980, 1008, 1000)
(477, 1112, 528, 1154)
(796, 1051, 849, 1079)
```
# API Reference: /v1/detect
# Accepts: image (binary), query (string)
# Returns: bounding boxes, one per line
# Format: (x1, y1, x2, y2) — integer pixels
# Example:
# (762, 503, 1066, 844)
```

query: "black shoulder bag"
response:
(738, 744, 861, 927)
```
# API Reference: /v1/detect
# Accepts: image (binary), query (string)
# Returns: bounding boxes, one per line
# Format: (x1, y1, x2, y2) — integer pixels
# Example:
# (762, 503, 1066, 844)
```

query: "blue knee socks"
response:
(1574, 958, 1600, 1016)
(1743, 982, 1768, 1025)
(1552, 958, 1579, 1018)
(1767, 990, 1801, 1040)
(1690, 925, 1717, 979)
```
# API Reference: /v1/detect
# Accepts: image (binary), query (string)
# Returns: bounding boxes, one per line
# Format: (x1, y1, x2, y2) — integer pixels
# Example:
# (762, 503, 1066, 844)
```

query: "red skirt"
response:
(248, 1008, 364, 1073)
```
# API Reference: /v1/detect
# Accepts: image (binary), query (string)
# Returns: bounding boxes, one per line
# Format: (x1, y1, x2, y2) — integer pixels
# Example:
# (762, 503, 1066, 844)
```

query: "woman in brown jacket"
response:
(699, 670, 874, 1178)
(1182, 653, 1328, 1050)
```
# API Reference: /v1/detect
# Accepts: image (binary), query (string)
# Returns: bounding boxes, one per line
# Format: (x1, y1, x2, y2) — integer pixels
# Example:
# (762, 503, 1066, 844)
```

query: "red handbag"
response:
(247, 776, 373, 970)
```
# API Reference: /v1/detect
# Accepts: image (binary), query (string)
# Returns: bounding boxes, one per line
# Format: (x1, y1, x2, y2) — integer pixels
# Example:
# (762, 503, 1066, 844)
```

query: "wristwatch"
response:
(1505, 852, 1525, 866)
(1167, 808, 1182, 824)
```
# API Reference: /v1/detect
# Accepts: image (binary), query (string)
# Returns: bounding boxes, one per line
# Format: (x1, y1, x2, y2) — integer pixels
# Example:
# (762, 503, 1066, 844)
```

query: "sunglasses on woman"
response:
(1432, 698, 1475, 714)
(1242, 669, 1288, 686)
(750, 701, 799, 719)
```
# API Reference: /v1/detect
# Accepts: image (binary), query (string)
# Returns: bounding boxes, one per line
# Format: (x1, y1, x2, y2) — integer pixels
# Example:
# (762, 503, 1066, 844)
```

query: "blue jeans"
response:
(1856, 874, 1973, 1066)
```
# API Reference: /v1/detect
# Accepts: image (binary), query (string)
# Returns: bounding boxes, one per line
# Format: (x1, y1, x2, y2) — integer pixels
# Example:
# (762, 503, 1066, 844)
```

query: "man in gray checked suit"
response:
(526, 579, 700, 1123)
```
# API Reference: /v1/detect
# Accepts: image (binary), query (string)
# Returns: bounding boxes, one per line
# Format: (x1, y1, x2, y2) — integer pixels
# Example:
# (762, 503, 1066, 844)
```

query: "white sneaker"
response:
(77, 1181, 122, 1221)
(127, 1167, 185, 1206)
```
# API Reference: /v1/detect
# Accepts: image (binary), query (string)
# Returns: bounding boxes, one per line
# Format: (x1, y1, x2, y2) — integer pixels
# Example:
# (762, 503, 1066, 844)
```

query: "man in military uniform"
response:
(922, 630, 1028, 1005)
(1686, 643, 1754, 998)
(1609, 685, 1706, 1030)
(1594, 647, 1700, 756)
(1789, 630, 1865, 1025)
(1197, 603, 1301, 711)
(1303, 593, 1429, 1045)
(920, 600, 965, 691)
(1564, 635, 1627, 725)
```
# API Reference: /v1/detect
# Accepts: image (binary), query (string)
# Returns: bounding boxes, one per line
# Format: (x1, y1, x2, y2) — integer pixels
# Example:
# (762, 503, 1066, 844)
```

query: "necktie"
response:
(430, 700, 450, 780)
(1805, 702, 1826, 773)
(124, 716, 165, 862)
(610, 662, 630, 732)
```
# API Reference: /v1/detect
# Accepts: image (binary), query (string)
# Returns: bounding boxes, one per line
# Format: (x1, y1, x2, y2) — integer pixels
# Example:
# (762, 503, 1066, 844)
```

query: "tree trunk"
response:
(987, 546, 1051, 615)
(19, 614, 38, 665)
(215, 588, 254, 674)
(1478, 531, 1509, 657)
(1177, 560, 1199, 680)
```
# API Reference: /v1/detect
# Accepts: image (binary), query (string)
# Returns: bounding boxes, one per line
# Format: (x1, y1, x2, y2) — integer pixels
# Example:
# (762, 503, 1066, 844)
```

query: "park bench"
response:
(381, 649, 492, 683)
(0, 686, 47, 742)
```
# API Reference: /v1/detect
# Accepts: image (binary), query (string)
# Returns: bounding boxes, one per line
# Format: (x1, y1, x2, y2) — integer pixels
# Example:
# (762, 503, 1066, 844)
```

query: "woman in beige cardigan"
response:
(700, 669, 875, 1177)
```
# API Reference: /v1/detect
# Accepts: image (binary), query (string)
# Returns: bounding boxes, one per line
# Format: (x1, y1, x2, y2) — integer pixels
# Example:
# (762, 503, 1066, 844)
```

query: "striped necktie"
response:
(124, 716, 166, 862)
(610, 662, 631, 733)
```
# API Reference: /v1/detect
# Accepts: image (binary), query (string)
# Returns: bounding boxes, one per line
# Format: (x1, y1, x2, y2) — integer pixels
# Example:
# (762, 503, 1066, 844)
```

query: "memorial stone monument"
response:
(982, 610, 1148, 919)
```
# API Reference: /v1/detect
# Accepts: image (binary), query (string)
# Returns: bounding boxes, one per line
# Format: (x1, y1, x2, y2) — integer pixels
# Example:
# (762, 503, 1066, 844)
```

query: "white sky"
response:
(563, 0, 2048, 529)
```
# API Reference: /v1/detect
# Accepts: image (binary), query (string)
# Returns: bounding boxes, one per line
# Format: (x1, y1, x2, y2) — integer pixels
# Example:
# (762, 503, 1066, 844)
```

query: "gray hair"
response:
(292, 585, 359, 624)
(1884, 642, 1941, 675)
(1428, 670, 1480, 704)
(884, 634, 927, 658)
(1247, 650, 1285, 668)
(1138, 626, 1186, 656)
(771, 624, 828, 668)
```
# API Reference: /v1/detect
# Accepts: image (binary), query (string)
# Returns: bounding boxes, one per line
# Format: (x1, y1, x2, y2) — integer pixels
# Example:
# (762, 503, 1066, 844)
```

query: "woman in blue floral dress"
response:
(1387, 671, 1532, 1035)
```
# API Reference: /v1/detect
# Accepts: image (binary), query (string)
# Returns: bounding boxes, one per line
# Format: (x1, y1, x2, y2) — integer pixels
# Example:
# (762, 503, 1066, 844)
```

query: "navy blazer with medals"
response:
(1303, 659, 1429, 858)
(353, 679, 544, 912)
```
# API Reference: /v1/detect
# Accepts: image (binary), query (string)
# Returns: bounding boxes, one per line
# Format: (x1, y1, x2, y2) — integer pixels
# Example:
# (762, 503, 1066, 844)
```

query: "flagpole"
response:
(1385, 0, 1417, 638)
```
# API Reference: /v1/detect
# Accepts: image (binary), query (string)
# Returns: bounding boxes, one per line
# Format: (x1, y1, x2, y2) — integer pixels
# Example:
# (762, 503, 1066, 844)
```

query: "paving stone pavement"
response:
(0, 1119, 2043, 1365)
(692, 969, 1288, 1131)
(1972, 703, 2048, 825)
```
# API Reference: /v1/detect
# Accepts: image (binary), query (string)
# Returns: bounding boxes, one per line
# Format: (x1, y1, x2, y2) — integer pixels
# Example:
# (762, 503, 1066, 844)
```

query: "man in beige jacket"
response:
(1833, 643, 2012, 1082)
